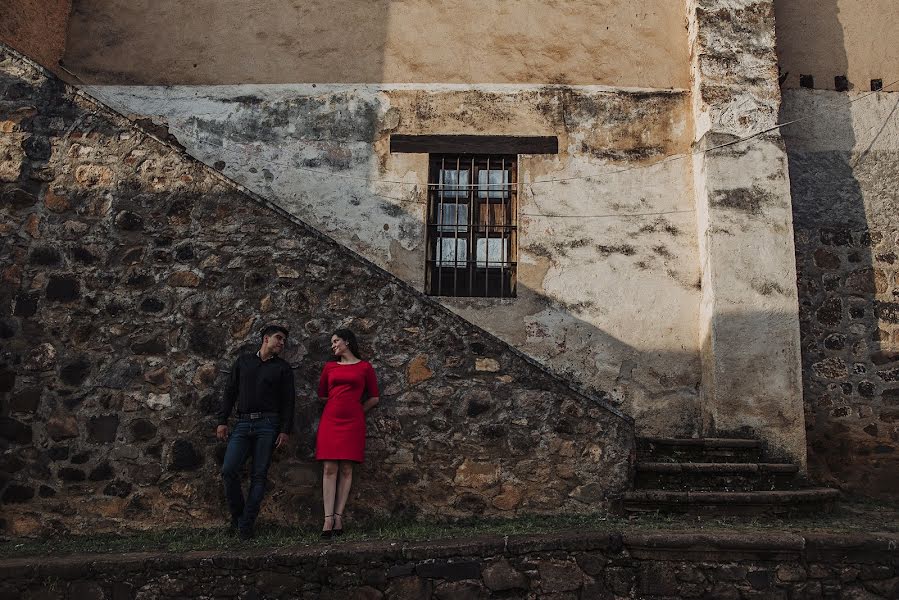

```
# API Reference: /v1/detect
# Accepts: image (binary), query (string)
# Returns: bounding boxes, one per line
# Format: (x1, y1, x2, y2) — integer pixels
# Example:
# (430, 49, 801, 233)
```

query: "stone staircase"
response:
(623, 438, 840, 516)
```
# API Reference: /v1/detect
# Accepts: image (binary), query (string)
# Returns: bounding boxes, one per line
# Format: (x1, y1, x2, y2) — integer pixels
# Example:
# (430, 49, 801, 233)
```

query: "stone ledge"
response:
(624, 531, 806, 562)
(639, 438, 761, 448)
(2, 530, 896, 599)
(624, 488, 839, 504)
(803, 533, 899, 564)
(2, 529, 896, 575)
(636, 462, 799, 473)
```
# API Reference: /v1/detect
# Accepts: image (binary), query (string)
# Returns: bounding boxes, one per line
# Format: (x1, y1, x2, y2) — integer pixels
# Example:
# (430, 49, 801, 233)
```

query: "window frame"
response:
(425, 154, 518, 298)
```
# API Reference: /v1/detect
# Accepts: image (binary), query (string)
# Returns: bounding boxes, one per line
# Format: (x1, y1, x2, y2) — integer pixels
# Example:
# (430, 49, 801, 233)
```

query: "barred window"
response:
(426, 155, 517, 297)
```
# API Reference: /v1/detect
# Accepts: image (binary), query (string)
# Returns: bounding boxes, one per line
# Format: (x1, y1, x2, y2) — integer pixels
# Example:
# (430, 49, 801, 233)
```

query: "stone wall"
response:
(0, 45, 633, 536)
(783, 88, 899, 496)
(1, 531, 897, 599)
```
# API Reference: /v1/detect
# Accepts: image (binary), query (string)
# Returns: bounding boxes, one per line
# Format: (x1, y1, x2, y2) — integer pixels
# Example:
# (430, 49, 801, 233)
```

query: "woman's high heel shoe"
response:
(320, 514, 334, 539)
(333, 513, 344, 537)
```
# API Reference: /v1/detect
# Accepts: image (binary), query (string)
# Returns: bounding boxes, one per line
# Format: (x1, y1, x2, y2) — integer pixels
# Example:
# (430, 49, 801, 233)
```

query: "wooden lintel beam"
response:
(390, 135, 558, 155)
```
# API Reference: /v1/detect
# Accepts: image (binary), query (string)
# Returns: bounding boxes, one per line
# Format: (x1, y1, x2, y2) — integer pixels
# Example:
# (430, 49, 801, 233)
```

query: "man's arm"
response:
(216, 357, 240, 437)
(279, 362, 296, 435)
(273, 363, 295, 449)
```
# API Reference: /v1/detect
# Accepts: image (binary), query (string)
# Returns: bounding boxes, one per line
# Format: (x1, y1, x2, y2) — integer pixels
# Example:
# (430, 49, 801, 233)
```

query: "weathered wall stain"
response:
(566, 92, 686, 164)
(183, 95, 380, 146)
(711, 186, 778, 215)
(750, 279, 789, 297)
(595, 244, 637, 257)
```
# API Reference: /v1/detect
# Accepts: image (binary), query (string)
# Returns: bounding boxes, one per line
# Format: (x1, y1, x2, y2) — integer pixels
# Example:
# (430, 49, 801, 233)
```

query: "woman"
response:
(315, 329, 379, 537)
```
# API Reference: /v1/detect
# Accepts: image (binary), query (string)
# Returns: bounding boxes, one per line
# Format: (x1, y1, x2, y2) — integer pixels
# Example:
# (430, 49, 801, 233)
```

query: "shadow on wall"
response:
(778, 0, 899, 496)
(774, 0, 898, 91)
(62, 0, 393, 85)
(60, 0, 692, 88)
(774, 0, 844, 91)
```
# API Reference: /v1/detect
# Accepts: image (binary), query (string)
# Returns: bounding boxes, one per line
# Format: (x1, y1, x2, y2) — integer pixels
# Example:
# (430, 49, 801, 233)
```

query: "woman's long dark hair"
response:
(332, 328, 361, 360)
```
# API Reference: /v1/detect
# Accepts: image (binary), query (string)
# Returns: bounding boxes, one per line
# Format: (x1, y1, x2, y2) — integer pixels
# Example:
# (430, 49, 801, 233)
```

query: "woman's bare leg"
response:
(334, 461, 354, 528)
(321, 461, 338, 531)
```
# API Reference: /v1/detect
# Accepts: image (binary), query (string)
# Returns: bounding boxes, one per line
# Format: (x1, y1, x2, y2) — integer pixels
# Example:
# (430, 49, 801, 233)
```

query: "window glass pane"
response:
(478, 169, 509, 199)
(436, 238, 467, 267)
(476, 238, 508, 267)
(439, 169, 470, 199)
(437, 203, 468, 232)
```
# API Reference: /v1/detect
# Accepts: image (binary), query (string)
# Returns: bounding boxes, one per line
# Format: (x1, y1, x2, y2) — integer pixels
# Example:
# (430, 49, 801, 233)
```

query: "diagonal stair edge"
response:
(1, 41, 633, 426)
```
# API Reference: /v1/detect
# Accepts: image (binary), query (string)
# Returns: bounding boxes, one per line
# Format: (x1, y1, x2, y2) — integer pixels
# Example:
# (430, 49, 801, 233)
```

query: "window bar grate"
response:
(501, 156, 506, 299)
(426, 154, 517, 298)
(484, 156, 490, 297)
(437, 156, 444, 297)
(425, 164, 432, 295)
(453, 155, 460, 296)
(465, 156, 480, 294)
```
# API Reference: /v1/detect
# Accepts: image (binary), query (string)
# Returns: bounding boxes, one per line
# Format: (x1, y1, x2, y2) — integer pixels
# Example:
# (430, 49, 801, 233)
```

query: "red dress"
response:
(315, 361, 379, 462)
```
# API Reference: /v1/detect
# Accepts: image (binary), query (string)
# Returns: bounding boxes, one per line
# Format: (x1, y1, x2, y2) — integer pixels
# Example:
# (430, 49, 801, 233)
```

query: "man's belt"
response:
(237, 412, 279, 420)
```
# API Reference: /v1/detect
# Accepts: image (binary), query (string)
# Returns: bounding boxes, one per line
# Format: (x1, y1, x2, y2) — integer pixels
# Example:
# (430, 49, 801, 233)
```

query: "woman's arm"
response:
(362, 363, 380, 413)
(317, 363, 329, 403)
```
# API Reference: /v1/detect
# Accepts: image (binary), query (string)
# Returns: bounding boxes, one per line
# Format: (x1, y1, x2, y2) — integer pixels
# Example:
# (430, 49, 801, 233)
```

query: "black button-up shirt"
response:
(218, 353, 296, 433)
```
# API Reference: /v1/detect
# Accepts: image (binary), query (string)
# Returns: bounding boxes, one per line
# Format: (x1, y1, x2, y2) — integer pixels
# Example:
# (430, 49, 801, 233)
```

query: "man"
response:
(217, 324, 295, 539)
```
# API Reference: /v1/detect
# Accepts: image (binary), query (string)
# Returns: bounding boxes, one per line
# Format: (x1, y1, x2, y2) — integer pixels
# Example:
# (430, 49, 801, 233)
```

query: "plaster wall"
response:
(62, 0, 690, 88)
(774, 0, 899, 91)
(688, 0, 805, 464)
(782, 88, 899, 495)
(0, 0, 71, 72)
(90, 83, 702, 438)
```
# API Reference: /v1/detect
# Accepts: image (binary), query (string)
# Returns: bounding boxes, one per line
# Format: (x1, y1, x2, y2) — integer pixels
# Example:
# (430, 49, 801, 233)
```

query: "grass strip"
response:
(1, 499, 895, 559)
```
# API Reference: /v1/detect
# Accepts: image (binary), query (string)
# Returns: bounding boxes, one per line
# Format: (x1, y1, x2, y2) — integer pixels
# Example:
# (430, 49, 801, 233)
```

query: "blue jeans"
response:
(221, 417, 278, 531)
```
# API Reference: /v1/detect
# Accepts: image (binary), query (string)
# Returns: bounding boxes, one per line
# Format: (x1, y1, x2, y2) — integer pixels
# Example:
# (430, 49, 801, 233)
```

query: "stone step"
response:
(635, 462, 802, 492)
(622, 488, 840, 516)
(636, 437, 763, 463)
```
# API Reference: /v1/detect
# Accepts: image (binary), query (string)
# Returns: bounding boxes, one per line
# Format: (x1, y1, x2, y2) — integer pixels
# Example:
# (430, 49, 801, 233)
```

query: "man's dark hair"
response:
(261, 324, 289, 341)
